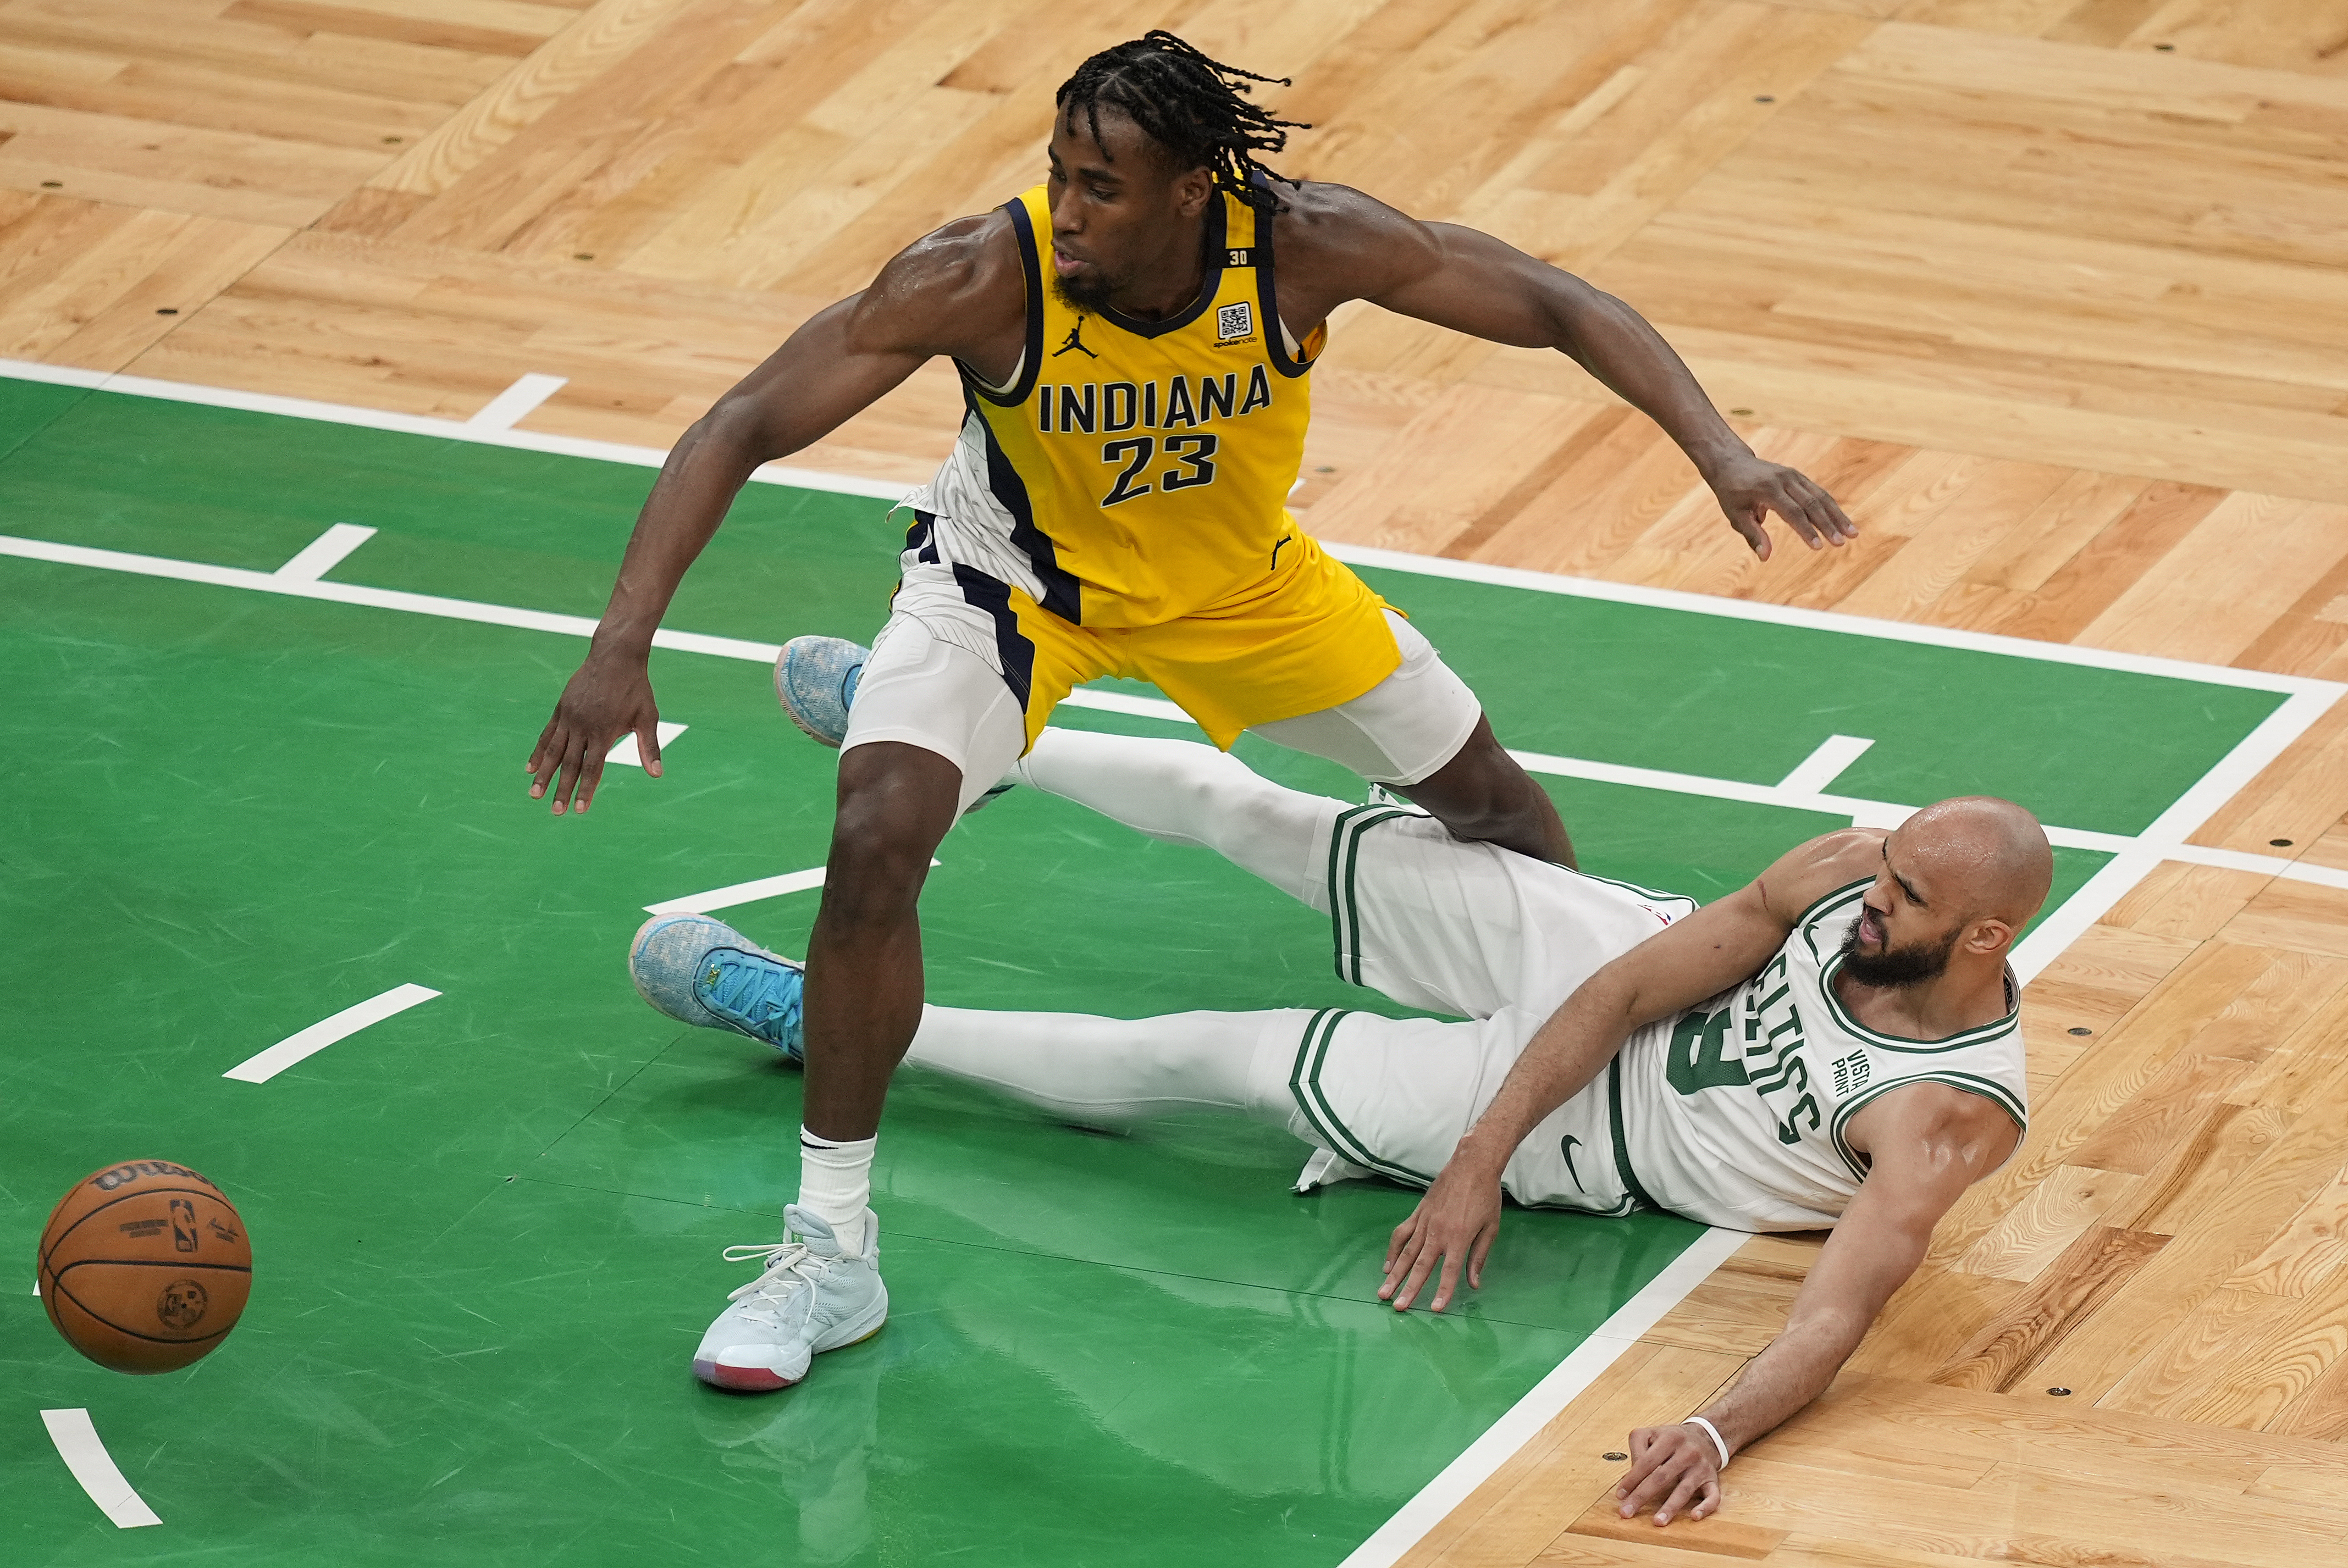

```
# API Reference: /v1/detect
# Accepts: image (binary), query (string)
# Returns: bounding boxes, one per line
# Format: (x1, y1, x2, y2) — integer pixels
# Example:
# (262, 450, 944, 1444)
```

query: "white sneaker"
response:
(693, 1205, 888, 1392)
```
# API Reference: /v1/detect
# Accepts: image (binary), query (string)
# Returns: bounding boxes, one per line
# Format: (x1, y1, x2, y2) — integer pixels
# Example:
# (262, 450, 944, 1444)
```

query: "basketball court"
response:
(5, 365, 2336, 1564)
(6, 5, 2348, 1567)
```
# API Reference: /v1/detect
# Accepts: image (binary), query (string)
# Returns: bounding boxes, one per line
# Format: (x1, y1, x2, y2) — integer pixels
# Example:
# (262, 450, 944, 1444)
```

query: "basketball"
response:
(37, 1159, 253, 1375)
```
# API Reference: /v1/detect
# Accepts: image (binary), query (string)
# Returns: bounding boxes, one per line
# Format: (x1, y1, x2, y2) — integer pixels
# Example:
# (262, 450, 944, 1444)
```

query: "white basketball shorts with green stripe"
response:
(1287, 807, 1697, 1214)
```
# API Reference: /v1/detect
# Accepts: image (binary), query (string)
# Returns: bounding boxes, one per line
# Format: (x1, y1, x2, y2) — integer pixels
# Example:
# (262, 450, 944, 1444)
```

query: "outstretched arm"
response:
(1277, 187, 1855, 560)
(1612, 1084, 2019, 1527)
(525, 217, 1024, 815)
(1380, 829, 1883, 1312)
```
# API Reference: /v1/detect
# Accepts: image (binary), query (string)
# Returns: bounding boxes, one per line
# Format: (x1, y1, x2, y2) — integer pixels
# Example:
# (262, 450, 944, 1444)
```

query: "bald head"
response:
(1892, 796, 2054, 930)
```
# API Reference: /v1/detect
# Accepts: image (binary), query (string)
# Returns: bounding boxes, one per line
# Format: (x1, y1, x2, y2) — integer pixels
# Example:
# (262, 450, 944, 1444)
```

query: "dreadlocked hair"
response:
(1054, 31, 1308, 211)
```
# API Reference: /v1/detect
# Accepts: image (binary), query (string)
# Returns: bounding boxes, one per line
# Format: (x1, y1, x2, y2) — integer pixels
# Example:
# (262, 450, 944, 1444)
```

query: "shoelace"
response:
(719, 1242, 823, 1328)
(701, 952, 803, 1041)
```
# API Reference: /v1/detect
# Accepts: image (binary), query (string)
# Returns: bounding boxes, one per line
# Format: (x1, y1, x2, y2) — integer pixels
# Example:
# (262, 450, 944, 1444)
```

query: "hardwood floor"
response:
(4, 3, 2345, 1563)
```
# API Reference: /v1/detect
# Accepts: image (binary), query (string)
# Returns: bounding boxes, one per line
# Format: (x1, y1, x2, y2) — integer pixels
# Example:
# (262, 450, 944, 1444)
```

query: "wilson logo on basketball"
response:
(91, 1160, 207, 1193)
(157, 1279, 210, 1331)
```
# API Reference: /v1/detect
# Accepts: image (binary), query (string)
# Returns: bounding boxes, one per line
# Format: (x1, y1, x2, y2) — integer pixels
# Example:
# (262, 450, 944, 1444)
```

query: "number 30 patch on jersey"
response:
(1217, 301, 1254, 341)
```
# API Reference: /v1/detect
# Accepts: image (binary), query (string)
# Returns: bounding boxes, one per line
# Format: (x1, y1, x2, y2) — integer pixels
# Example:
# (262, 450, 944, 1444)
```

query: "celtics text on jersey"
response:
(1598, 878, 2029, 1231)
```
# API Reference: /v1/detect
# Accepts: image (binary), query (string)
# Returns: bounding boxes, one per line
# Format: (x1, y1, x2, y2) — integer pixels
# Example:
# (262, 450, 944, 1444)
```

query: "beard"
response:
(1837, 914, 1960, 988)
(1052, 267, 1118, 313)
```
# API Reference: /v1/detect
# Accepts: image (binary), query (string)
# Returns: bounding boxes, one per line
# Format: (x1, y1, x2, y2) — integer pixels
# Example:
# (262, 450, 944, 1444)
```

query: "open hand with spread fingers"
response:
(526, 650, 665, 817)
(1379, 1147, 1505, 1314)
(1616, 1419, 1726, 1527)
(1704, 450, 1858, 561)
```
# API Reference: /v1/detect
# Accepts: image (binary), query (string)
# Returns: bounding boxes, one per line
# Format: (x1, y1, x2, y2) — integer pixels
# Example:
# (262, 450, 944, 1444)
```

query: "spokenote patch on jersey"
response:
(1216, 301, 1255, 342)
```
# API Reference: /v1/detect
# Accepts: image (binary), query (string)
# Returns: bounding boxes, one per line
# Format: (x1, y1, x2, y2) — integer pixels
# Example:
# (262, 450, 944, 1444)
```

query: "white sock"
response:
(1015, 729, 1339, 910)
(796, 1127, 876, 1256)
(905, 1005, 1307, 1128)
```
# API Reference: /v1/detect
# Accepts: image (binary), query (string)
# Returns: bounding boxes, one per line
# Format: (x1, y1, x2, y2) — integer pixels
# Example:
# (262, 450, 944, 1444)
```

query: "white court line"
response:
(223, 983, 441, 1083)
(1776, 734, 1874, 795)
(607, 721, 688, 769)
(274, 522, 375, 583)
(0, 348, 2334, 696)
(1337, 1227, 1748, 1568)
(41, 1409, 161, 1528)
(1322, 541, 2340, 697)
(5, 531, 2343, 904)
(645, 867, 826, 915)
(467, 373, 568, 433)
(643, 859, 942, 916)
(0, 357, 911, 501)
(9, 361, 2345, 1564)
(0, 533, 781, 662)
(1064, 702, 2348, 889)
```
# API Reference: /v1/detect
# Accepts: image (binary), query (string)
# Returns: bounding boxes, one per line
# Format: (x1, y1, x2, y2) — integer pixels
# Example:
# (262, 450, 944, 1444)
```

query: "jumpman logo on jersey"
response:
(1052, 319, 1098, 359)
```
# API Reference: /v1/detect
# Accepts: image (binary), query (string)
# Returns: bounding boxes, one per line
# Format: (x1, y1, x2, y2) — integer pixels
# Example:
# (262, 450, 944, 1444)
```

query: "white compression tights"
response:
(903, 729, 1346, 1129)
(905, 1004, 1312, 1128)
(1010, 727, 1340, 911)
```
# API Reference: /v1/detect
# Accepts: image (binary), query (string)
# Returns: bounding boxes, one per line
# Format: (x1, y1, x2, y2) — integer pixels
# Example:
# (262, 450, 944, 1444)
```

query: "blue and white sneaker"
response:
(694, 1205, 887, 1392)
(629, 913, 805, 1063)
(775, 636, 868, 749)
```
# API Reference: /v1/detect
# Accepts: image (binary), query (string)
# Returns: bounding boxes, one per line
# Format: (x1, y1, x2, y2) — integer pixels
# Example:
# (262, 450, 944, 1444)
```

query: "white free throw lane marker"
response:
(607, 721, 688, 769)
(1336, 1226, 1748, 1568)
(1776, 734, 1874, 796)
(41, 1409, 161, 1528)
(274, 522, 376, 583)
(223, 983, 440, 1083)
(465, 373, 568, 433)
(643, 860, 941, 916)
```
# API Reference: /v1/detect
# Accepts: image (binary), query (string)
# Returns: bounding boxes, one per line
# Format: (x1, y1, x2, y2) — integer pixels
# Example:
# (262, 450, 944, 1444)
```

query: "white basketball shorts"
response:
(842, 564, 1484, 812)
(1285, 809, 1697, 1215)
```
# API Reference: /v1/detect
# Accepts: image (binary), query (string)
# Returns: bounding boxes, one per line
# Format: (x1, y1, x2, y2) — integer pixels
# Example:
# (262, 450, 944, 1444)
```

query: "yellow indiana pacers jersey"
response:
(915, 183, 1345, 628)
(903, 181, 1403, 747)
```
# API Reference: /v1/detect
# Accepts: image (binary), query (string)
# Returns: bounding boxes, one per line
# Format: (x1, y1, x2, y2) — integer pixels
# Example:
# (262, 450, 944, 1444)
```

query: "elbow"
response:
(692, 394, 782, 468)
(1543, 280, 1630, 353)
(1586, 961, 1651, 1030)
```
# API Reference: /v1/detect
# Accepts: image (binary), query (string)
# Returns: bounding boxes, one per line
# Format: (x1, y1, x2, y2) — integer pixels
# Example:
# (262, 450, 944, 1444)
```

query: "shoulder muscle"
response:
(1847, 1081, 2019, 1190)
(1267, 181, 1441, 321)
(1593, 829, 1878, 1025)
(847, 210, 1026, 364)
(1756, 829, 1881, 926)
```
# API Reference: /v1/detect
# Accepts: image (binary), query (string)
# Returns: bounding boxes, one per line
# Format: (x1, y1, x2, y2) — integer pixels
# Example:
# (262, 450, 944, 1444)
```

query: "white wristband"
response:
(1683, 1415, 1731, 1470)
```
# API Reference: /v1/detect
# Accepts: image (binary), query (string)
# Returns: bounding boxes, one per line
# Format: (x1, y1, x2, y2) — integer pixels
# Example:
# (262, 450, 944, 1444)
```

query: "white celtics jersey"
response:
(1587, 879, 2026, 1231)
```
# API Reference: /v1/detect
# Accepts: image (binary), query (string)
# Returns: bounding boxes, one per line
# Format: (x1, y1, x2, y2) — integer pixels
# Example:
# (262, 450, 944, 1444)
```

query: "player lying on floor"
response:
(631, 727, 2048, 1528)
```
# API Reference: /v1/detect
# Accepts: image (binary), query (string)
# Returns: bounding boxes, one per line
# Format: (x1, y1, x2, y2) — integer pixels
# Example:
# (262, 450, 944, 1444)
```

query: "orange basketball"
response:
(37, 1159, 253, 1375)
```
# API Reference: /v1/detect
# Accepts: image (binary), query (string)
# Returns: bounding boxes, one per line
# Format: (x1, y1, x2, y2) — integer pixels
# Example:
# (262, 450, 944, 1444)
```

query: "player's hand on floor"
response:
(527, 652, 663, 816)
(1616, 1422, 1722, 1527)
(1380, 1155, 1502, 1313)
(1705, 452, 1857, 561)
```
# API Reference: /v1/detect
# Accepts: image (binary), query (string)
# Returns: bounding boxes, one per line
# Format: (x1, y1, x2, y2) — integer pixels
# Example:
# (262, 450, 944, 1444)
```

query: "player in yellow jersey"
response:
(526, 32, 1859, 1390)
